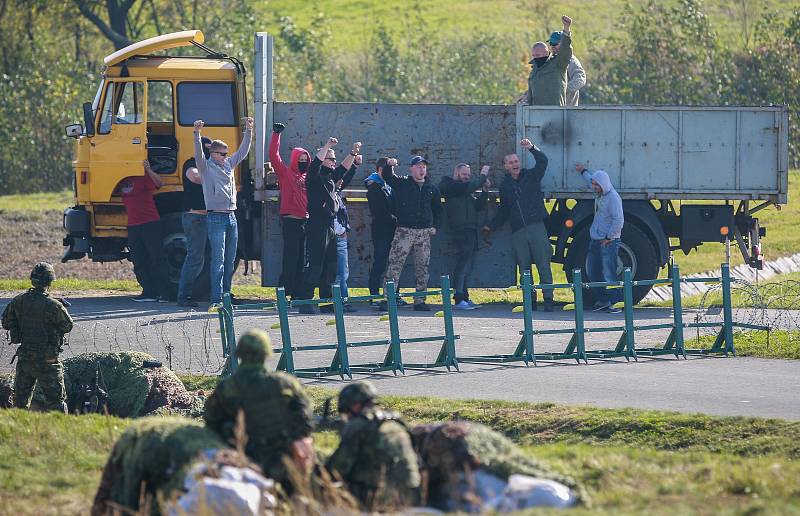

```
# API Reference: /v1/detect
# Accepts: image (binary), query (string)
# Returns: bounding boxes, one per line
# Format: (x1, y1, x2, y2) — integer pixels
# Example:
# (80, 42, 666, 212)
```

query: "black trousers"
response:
(298, 218, 337, 300)
(279, 216, 306, 298)
(451, 228, 478, 303)
(368, 232, 395, 295)
(128, 221, 167, 297)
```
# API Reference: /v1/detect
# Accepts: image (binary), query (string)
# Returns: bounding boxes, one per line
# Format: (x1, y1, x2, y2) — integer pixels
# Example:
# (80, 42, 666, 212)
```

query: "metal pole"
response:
(572, 269, 587, 363)
(721, 263, 736, 356)
(252, 33, 272, 198)
(386, 281, 403, 373)
(332, 284, 351, 378)
(222, 293, 237, 373)
(521, 271, 535, 365)
(671, 265, 686, 358)
(276, 287, 294, 373)
(440, 275, 458, 370)
(623, 268, 636, 360)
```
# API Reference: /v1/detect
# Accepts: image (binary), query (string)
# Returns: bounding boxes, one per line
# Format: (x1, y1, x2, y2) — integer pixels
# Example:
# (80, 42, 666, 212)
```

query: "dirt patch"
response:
(0, 209, 261, 284)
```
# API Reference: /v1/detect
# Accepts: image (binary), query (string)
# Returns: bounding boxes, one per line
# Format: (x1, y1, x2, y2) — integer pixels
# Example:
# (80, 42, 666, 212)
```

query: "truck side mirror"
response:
(83, 102, 95, 136)
(65, 124, 84, 138)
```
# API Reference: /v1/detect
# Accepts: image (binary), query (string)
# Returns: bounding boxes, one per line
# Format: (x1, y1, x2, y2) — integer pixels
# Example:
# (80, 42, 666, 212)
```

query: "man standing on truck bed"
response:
(122, 160, 168, 303)
(270, 122, 311, 300)
(548, 29, 585, 106)
(296, 137, 361, 315)
(520, 15, 573, 106)
(193, 117, 254, 310)
(382, 156, 443, 312)
(483, 139, 554, 312)
(575, 163, 625, 313)
(176, 137, 212, 308)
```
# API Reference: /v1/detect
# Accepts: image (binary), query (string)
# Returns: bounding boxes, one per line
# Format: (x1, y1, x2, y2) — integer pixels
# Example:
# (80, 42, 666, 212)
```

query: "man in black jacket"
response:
(439, 163, 490, 309)
(365, 157, 398, 302)
(483, 139, 554, 311)
(383, 156, 443, 311)
(296, 137, 361, 314)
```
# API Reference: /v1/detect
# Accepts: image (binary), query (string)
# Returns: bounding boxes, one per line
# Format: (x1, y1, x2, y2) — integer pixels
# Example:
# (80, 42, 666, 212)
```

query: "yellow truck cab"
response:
(63, 30, 256, 298)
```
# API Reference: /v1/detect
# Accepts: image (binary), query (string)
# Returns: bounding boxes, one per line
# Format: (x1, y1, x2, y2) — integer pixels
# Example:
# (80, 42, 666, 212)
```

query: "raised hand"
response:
(352, 141, 362, 155)
(193, 120, 204, 131)
(520, 138, 533, 150)
(480, 165, 490, 175)
(327, 137, 338, 147)
(354, 154, 363, 166)
(245, 117, 254, 130)
(273, 122, 285, 133)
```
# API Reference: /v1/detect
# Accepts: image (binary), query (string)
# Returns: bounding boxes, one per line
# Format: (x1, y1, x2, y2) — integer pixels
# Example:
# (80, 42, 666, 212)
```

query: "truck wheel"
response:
(564, 224, 659, 305)
(160, 213, 211, 302)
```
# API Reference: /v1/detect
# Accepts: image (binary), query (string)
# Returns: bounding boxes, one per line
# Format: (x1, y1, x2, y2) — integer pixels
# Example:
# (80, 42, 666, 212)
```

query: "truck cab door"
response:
(89, 79, 148, 202)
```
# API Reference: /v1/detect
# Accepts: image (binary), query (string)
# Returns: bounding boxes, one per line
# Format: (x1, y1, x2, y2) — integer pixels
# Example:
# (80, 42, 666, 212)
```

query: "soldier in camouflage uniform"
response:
(204, 329, 314, 491)
(326, 381, 421, 510)
(1, 262, 73, 412)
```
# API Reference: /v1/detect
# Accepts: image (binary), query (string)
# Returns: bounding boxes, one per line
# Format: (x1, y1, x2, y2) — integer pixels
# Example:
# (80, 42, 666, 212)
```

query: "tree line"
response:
(0, 0, 796, 194)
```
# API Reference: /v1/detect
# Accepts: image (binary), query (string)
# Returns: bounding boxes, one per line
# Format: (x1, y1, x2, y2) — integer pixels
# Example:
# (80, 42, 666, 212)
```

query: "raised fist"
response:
(574, 162, 586, 173)
(388, 158, 398, 167)
(245, 117, 254, 130)
(480, 165, 490, 175)
(354, 154, 363, 166)
(520, 138, 533, 149)
(327, 137, 338, 147)
(562, 15, 572, 27)
(193, 120, 204, 130)
(352, 141, 362, 154)
(273, 122, 286, 133)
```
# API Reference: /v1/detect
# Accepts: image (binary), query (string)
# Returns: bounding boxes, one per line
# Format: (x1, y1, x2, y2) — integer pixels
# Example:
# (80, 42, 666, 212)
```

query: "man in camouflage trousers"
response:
(382, 156, 443, 311)
(204, 329, 314, 492)
(326, 381, 420, 511)
(1, 262, 73, 413)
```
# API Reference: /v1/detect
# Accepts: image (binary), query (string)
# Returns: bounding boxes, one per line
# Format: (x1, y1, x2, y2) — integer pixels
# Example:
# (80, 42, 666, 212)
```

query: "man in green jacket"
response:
(439, 163, 490, 309)
(522, 15, 574, 106)
(204, 329, 314, 492)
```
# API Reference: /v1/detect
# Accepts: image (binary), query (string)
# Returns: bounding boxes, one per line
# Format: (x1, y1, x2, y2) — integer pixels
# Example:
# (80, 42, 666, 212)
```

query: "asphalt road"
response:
(1, 295, 798, 420)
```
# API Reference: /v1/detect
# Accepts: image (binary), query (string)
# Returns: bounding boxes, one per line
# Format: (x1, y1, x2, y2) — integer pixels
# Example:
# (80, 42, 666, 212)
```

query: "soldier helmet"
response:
(30, 262, 56, 287)
(235, 329, 273, 363)
(337, 380, 378, 413)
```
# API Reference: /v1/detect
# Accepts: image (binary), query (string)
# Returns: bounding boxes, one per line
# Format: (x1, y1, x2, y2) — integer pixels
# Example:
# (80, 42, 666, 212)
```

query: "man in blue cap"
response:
(520, 15, 574, 106)
(549, 29, 586, 106)
(382, 155, 443, 311)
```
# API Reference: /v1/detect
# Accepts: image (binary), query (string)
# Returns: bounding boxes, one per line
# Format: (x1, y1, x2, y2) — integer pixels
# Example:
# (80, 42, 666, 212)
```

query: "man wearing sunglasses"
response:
(193, 117, 253, 310)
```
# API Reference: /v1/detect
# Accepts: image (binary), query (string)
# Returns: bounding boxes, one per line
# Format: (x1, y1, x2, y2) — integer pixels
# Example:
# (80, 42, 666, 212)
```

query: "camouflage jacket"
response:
(1, 288, 73, 360)
(326, 407, 421, 509)
(204, 364, 313, 478)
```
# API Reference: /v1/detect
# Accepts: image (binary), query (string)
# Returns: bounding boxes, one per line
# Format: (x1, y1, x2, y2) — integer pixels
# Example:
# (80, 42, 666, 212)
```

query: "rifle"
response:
(314, 396, 344, 432)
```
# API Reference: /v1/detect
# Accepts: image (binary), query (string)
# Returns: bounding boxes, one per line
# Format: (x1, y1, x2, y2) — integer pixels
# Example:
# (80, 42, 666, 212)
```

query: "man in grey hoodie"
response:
(575, 163, 625, 313)
(193, 117, 253, 308)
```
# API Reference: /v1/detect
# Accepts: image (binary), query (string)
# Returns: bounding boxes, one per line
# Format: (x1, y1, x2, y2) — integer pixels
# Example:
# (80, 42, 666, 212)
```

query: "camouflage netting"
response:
(30, 352, 205, 417)
(92, 416, 227, 516)
(412, 421, 587, 507)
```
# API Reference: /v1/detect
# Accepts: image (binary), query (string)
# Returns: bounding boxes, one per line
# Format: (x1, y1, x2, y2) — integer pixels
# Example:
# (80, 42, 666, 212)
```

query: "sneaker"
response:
(593, 302, 611, 312)
(343, 304, 358, 313)
(543, 299, 554, 312)
(604, 306, 623, 314)
(298, 304, 317, 315)
(453, 301, 475, 310)
(157, 296, 169, 303)
(132, 295, 157, 302)
(397, 297, 409, 306)
(466, 300, 482, 309)
(207, 303, 222, 312)
(177, 299, 199, 308)
(413, 302, 431, 312)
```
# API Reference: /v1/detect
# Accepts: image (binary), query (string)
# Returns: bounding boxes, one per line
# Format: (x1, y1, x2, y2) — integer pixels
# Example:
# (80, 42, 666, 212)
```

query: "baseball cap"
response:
(549, 31, 563, 45)
(409, 155, 429, 166)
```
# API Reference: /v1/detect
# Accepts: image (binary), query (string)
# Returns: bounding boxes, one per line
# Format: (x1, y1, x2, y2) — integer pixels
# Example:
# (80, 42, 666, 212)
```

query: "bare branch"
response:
(72, 0, 132, 49)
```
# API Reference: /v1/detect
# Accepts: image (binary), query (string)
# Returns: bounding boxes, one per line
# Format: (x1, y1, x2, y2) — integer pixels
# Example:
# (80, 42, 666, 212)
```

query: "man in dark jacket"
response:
(483, 139, 554, 311)
(439, 163, 490, 309)
(520, 15, 573, 106)
(383, 156, 443, 311)
(365, 157, 398, 302)
(296, 137, 361, 314)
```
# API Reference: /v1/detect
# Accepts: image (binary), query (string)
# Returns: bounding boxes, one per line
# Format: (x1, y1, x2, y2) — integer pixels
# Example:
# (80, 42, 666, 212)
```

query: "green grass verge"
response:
(4, 385, 800, 515)
(0, 190, 72, 212)
(687, 330, 800, 360)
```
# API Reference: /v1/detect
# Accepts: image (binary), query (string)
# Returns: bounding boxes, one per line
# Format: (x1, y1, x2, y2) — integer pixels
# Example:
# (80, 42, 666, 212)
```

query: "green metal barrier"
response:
(217, 276, 460, 379)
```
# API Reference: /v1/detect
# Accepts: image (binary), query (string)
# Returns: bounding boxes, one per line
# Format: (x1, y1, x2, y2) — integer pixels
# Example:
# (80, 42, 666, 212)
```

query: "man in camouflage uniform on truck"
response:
(1, 262, 73, 413)
(326, 380, 421, 511)
(204, 329, 314, 492)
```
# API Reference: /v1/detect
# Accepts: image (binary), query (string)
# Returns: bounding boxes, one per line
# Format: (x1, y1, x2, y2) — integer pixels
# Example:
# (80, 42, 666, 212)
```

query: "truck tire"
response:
(160, 213, 211, 302)
(564, 224, 659, 305)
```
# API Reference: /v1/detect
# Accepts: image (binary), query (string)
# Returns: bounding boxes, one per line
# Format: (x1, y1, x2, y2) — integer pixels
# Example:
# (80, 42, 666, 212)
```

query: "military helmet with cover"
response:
(235, 329, 273, 363)
(30, 262, 56, 287)
(337, 380, 378, 413)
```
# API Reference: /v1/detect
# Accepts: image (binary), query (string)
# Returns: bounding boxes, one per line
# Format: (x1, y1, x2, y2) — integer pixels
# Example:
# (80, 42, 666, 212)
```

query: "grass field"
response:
(2, 384, 799, 515)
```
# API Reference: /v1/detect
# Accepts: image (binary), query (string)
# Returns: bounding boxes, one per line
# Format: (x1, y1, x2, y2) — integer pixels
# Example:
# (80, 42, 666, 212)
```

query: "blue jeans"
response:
(335, 234, 349, 298)
(177, 212, 208, 302)
(587, 238, 622, 305)
(207, 212, 238, 304)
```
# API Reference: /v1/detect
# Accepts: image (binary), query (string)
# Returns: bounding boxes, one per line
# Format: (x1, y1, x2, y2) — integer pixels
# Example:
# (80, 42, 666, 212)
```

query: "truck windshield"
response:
(177, 82, 236, 126)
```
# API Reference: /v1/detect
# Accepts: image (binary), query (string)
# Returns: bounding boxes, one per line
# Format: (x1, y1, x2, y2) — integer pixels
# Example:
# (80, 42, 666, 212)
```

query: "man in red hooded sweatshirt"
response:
(270, 122, 312, 299)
